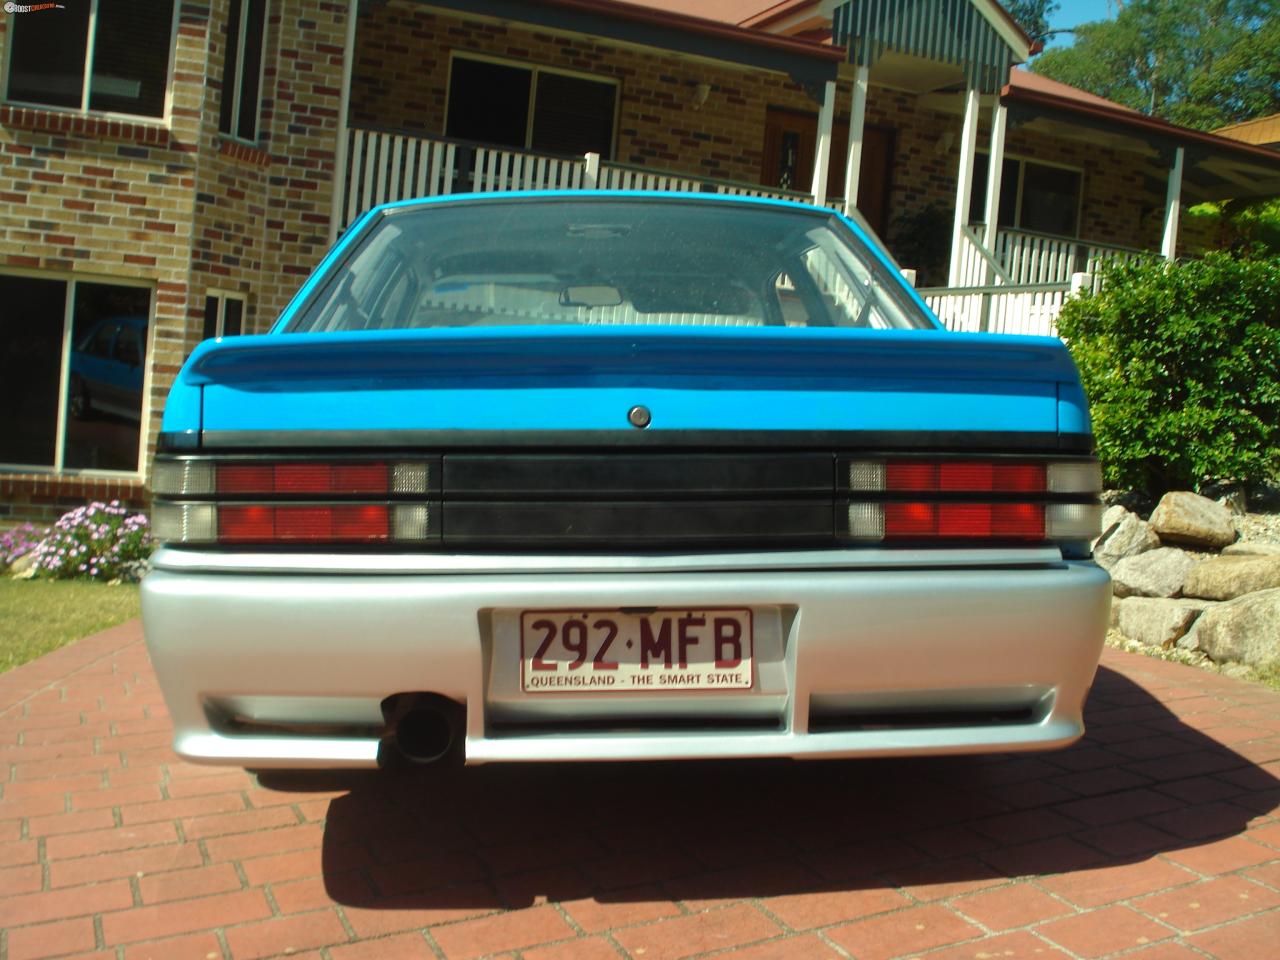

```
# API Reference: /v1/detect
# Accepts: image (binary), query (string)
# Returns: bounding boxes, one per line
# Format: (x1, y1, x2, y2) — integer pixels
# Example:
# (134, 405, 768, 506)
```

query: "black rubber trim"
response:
(196, 429, 1095, 453)
(443, 500, 833, 546)
(443, 453, 834, 497)
(158, 431, 200, 451)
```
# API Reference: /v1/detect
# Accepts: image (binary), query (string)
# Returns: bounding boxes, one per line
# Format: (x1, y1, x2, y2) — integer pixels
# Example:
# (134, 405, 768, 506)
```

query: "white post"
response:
(328, 0, 359, 243)
(583, 151, 600, 189)
(810, 80, 836, 207)
(981, 100, 1007, 273)
(948, 87, 981, 288)
(1161, 146, 1185, 259)
(842, 65, 869, 217)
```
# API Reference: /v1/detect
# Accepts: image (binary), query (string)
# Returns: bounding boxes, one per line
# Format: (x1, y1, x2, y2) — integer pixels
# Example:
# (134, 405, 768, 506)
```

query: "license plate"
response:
(519, 608, 753, 694)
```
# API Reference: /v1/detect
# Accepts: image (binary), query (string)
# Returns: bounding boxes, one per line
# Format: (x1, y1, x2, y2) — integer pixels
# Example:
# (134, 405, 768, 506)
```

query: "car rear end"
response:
(141, 193, 1109, 768)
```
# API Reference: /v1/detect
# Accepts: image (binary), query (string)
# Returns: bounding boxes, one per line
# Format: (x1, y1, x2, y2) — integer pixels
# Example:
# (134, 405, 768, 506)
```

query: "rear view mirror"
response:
(560, 285, 623, 308)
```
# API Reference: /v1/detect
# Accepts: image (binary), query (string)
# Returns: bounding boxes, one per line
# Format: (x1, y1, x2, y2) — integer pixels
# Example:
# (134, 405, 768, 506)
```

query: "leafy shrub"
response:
(2, 523, 45, 567)
(1056, 251, 1280, 496)
(30, 501, 153, 581)
(887, 204, 952, 287)
(1185, 197, 1280, 257)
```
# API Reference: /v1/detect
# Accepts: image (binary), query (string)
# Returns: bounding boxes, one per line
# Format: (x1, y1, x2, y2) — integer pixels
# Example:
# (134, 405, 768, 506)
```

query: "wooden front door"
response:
(762, 107, 894, 238)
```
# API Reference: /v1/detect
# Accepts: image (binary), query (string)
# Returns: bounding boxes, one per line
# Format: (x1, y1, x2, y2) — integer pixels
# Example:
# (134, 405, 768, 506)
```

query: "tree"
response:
(1002, 0, 1060, 42)
(1030, 0, 1280, 131)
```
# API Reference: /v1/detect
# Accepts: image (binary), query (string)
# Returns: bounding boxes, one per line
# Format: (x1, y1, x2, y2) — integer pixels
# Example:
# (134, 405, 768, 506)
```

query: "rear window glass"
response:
(287, 199, 934, 333)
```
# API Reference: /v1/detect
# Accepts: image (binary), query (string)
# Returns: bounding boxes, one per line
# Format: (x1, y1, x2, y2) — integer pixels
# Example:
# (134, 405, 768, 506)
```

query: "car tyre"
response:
(69, 375, 90, 420)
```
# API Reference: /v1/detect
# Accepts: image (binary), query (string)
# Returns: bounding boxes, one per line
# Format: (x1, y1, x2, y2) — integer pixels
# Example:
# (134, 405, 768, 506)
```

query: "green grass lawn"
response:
(0, 579, 140, 674)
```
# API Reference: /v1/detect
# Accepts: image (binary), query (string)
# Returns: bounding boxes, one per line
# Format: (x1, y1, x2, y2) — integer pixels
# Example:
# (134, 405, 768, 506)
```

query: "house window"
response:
(218, 0, 267, 141)
(969, 154, 1083, 238)
(5, 0, 176, 119)
(202, 292, 245, 340)
(445, 54, 617, 158)
(0, 274, 152, 474)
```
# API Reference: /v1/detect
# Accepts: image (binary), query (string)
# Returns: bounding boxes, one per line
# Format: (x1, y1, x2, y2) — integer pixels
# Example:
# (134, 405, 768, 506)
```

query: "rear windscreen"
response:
(287, 199, 935, 333)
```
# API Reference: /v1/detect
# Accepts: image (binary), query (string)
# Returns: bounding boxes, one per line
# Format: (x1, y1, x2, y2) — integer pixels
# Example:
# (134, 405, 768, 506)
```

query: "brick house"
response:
(1, 0, 1278, 526)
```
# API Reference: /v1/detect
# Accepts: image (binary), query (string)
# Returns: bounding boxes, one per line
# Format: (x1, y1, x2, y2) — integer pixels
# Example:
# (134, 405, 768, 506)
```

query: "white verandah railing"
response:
(338, 126, 811, 233)
(339, 126, 1151, 338)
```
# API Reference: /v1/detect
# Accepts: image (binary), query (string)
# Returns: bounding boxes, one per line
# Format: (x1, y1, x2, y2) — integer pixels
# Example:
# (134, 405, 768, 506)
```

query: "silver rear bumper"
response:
(141, 548, 1110, 767)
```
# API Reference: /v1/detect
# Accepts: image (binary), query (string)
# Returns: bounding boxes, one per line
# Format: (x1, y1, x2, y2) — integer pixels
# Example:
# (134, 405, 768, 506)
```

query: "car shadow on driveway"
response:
(256, 665, 1280, 912)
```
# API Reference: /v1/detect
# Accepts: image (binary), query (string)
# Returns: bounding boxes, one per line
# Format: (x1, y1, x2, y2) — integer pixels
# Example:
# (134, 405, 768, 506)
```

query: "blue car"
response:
(69, 314, 148, 422)
(143, 192, 1109, 769)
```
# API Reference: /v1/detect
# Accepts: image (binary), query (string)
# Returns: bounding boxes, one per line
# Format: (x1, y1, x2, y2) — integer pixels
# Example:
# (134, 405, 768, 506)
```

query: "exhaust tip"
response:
(396, 708, 455, 764)
(380, 693, 463, 767)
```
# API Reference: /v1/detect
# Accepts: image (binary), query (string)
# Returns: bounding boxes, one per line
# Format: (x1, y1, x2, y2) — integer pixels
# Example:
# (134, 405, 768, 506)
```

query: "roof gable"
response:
(832, 0, 1031, 93)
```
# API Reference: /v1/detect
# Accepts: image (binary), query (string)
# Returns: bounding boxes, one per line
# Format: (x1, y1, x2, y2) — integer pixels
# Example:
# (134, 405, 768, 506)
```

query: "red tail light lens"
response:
(218, 463, 390, 495)
(219, 505, 390, 542)
(881, 502, 1045, 539)
(883, 461, 1047, 493)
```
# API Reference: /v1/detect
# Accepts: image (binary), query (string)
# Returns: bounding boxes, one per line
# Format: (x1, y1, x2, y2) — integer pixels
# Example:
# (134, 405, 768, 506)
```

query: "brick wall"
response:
(351, 1, 821, 186)
(0, 0, 348, 526)
(257, 1, 348, 323)
(347, 6, 1174, 270)
(191, 0, 347, 340)
(0, 1, 209, 526)
(190, 0, 273, 341)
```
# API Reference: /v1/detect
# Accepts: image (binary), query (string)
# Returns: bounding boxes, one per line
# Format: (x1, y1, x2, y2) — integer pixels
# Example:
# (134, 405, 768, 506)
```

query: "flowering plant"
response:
(1, 522, 45, 567)
(31, 501, 153, 581)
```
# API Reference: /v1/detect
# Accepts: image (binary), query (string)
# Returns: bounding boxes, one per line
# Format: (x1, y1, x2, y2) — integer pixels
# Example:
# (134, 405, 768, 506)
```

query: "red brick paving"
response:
(1, 621, 1280, 958)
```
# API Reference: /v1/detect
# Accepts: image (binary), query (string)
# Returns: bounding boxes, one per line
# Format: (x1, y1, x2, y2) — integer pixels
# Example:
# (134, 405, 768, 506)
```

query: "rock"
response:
(1096, 504, 1127, 541)
(1223, 542, 1280, 558)
(1115, 597, 1211, 649)
(1110, 547, 1197, 598)
(1101, 489, 1154, 516)
(1092, 508, 1161, 570)
(1189, 589, 1280, 670)
(8, 552, 36, 577)
(117, 559, 150, 583)
(1183, 555, 1280, 601)
(1148, 491, 1238, 549)
(1218, 490, 1248, 515)
(1176, 626, 1203, 651)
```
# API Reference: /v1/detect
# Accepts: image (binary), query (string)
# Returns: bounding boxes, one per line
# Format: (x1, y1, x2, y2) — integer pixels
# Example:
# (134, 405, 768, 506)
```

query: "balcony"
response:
(335, 126, 1151, 338)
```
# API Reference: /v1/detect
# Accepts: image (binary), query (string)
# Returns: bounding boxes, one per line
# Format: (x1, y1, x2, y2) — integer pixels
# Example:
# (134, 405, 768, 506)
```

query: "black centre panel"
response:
(440, 453, 836, 548)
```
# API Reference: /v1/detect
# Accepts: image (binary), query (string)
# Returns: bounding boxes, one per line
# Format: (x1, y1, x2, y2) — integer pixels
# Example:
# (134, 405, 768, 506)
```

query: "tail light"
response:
(151, 453, 1102, 550)
(151, 458, 438, 545)
(843, 458, 1102, 544)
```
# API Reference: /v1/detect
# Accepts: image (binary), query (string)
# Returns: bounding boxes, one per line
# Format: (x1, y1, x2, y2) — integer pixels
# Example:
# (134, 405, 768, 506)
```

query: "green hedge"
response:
(1056, 252, 1280, 496)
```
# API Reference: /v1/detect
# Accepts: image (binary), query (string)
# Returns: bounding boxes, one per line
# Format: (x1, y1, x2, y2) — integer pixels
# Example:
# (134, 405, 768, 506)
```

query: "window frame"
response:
(443, 50, 621, 159)
(1, 0, 179, 123)
(0, 269, 156, 479)
(218, 0, 268, 143)
(203, 289, 248, 340)
(970, 150, 1086, 240)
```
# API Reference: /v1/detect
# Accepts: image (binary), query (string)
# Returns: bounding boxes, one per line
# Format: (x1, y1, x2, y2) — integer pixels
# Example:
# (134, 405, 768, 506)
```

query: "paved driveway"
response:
(2, 622, 1280, 960)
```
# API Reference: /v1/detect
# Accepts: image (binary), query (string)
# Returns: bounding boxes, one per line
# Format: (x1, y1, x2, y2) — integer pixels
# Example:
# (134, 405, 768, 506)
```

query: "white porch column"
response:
(841, 65, 869, 217)
(948, 87, 981, 287)
(1161, 146, 1185, 259)
(980, 100, 1008, 275)
(810, 80, 836, 206)
(328, 0, 359, 243)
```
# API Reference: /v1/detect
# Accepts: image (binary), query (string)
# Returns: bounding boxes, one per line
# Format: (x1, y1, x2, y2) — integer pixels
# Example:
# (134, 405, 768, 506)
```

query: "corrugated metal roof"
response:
(832, 0, 1019, 93)
(1214, 113, 1280, 148)
(618, 0, 783, 23)
(1007, 69, 1144, 115)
